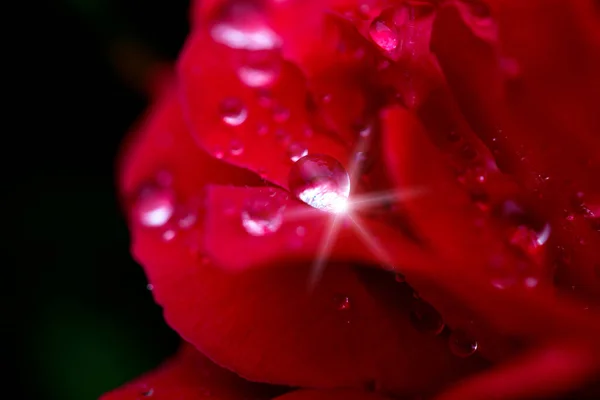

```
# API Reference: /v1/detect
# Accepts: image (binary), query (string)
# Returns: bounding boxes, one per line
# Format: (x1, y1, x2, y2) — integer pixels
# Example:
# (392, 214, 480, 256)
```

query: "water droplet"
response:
(230, 139, 244, 156)
(214, 147, 225, 159)
(238, 49, 281, 88)
(220, 98, 247, 126)
(288, 154, 350, 213)
(146, 284, 154, 291)
(395, 273, 406, 283)
(162, 229, 176, 241)
(369, 13, 399, 52)
(141, 388, 154, 397)
(409, 301, 444, 335)
(272, 105, 290, 123)
(134, 186, 175, 227)
(275, 128, 290, 143)
(241, 191, 286, 236)
(295, 225, 306, 236)
(210, 3, 281, 50)
(333, 294, 351, 311)
(449, 330, 478, 357)
(287, 142, 308, 162)
(256, 123, 269, 136)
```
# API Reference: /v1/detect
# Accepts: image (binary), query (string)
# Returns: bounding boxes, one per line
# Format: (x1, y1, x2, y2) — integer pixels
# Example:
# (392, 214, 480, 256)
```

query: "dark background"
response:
(10, 1, 192, 398)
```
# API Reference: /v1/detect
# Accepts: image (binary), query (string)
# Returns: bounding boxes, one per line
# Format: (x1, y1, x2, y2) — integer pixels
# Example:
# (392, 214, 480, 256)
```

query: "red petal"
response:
(119, 85, 261, 203)
(138, 224, 485, 396)
(274, 389, 393, 400)
(431, 1, 600, 301)
(177, 28, 350, 189)
(201, 185, 431, 272)
(434, 340, 600, 400)
(101, 344, 281, 400)
(121, 83, 484, 395)
(381, 105, 600, 361)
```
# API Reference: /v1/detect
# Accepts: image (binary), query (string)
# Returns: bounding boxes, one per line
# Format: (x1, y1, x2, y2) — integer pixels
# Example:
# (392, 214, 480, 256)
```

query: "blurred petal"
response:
(100, 344, 281, 400)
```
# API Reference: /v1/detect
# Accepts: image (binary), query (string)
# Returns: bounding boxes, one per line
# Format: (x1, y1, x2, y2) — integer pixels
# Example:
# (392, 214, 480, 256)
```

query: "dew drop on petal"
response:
(134, 186, 175, 227)
(220, 97, 247, 126)
(162, 229, 176, 241)
(369, 13, 399, 52)
(333, 294, 351, 311)
(287, 142, 308, 162)
(146, 284, 154, 291)
(230, 139, 245, 156)
(288, 154, 350, 213)
(210, 2, 281, 51)
(409, 301, 445, 335)
(272, 105, 290, 123)
(449, 330, 478, 358)
(238, 49, 282, 88)
(241, 191, 286, 236)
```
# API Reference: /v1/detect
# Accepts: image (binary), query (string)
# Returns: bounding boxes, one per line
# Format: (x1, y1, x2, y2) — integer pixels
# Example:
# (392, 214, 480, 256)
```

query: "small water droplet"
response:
(333, 294, 351, 311)
(146, 284, 154, 291)
(241, 191, 286, 236)
(272, 105, 290, 123)
(141, 388, 154, 397)
(256, 123, 269, 136)
(230, 139, 244, 156)
(214, 147, 225, 159)
(275, 128, 291, 143)
(162, 229, 176, 241)
(134, 185, 175, 228)
(295, 225, 306, 236)
(220, 98, 247, 126)
(287, 142, 308, 162)
(369, 12, 399, 52)
(409, 301, 444, 335)
(449, 330, 478, 357)
(395, 273, 405, 283)
(288, 154, 350, 213)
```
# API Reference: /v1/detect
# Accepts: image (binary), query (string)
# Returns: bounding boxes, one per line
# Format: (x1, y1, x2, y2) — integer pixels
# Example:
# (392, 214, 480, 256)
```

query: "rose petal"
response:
(177, 28, 350, 189)
(100, 344, 282, 400)
(121, 83, 484, 395)
(434, 340, 600, 400)
(119, 85, 262, 204)
(381, 105, 600, 360)
(135, 217, 485, 395)
(431, 1, 600, 300)
(202, 185, 431, 273)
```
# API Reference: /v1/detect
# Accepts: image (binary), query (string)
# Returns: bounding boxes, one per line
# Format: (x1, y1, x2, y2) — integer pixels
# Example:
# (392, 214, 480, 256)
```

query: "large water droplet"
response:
(238, 49, 282, 88)
(287, 142, 308, 162)
(241, 190, 286, 236)
(210, 2, 281, 50)
(449, 330, 478, 358)
(134, 185, 175, 227)
(220, 98, 247, 126)
(369, 13, 399, 52)
(288, 154, 350, 213)
(409, 301, 445, 335)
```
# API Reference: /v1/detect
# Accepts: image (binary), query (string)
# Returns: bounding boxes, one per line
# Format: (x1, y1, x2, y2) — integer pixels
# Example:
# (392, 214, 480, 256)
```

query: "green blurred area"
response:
(10, 1, 189, 398)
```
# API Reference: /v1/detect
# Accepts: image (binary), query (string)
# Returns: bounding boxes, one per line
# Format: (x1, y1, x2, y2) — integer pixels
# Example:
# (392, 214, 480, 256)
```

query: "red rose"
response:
(103, 1, 600, 399)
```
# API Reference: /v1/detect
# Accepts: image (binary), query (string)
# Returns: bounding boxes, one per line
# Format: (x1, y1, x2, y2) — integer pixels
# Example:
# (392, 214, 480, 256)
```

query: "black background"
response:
(9, 1, 191, 398)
